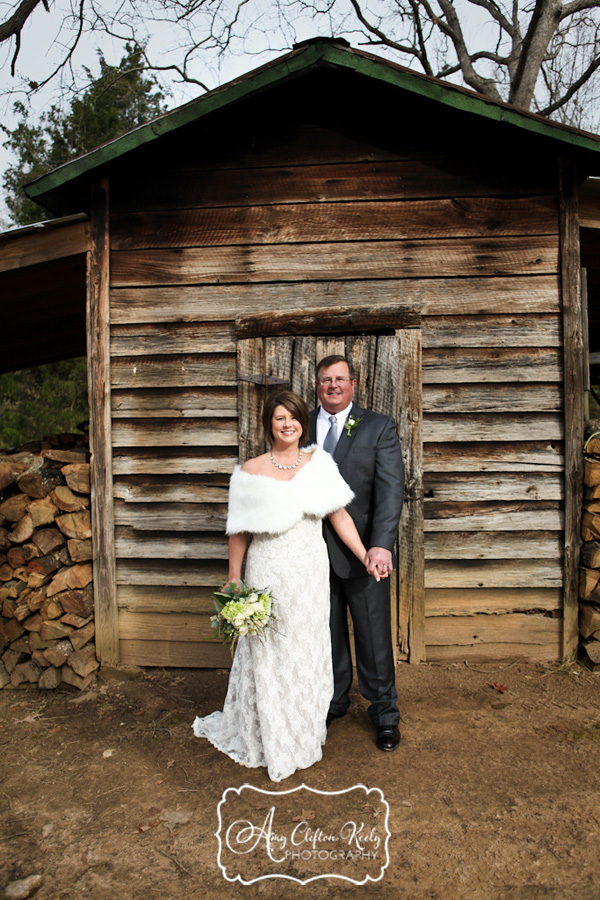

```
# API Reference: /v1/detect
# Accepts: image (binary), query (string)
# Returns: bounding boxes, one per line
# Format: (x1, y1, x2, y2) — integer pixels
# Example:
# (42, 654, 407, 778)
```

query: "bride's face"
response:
(271, 405, 302, 447)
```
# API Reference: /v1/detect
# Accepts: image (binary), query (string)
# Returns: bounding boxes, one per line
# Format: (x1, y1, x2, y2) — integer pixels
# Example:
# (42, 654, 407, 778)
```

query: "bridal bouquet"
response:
(211, 580, 276, 654)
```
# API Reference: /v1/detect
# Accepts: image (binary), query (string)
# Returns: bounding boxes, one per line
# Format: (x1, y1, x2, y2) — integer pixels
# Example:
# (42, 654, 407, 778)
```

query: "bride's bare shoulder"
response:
(240, 453, 270, 475)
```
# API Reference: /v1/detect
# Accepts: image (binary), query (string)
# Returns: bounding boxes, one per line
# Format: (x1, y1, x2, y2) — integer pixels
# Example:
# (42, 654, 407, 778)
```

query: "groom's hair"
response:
(315, 355, 357, 381)
(263, 390, 310, 445)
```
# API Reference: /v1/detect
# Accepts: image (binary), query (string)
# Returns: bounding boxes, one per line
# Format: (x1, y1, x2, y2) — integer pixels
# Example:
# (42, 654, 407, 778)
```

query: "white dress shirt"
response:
(316, 401, 354, 448)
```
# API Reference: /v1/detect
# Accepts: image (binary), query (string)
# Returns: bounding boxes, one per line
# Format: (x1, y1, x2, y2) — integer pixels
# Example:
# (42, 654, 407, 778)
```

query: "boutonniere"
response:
(344, 416, 361, 437)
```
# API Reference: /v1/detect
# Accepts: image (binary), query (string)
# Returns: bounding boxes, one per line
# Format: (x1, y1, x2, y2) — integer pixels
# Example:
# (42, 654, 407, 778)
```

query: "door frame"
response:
(235, 302, 425, 663)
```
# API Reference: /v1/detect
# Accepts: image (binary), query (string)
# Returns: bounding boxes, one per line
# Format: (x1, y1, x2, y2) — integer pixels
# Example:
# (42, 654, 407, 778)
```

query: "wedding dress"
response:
(192, 445, 354, 782)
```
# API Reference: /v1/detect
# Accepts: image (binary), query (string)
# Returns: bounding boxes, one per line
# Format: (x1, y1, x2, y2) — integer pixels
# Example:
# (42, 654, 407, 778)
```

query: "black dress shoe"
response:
(376, 725, 401, 751)
(326, 712, 345, 728)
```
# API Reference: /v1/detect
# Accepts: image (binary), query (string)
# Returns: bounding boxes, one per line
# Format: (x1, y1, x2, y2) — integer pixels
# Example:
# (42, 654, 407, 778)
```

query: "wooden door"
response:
(235, 306, 424, 662)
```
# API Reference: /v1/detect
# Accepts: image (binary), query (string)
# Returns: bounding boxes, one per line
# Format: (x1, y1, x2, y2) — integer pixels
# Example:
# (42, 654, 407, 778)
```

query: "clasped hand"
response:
(365, 546, 392, 582)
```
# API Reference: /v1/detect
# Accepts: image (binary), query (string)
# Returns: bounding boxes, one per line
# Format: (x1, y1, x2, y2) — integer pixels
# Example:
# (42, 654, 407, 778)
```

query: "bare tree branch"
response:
(0, 0, 45, 43)
(1, 0, 600, 133)
(347, 0, 433, 70)
(464, 0, 515, 37)
(540, 50, 600, 112)
(435, 0, 504, 100)
(26, 0, 87, 94)
(342, 0, 600, 123)
(438, 48, 512, 78)
(561, 0, 600, 17)
(408, 0, 434, 74)
(508, 0, 558, 106)
(0, 0, 49, 74)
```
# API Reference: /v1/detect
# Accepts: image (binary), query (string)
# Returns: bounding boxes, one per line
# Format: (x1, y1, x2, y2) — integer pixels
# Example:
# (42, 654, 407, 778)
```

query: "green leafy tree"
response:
(0, 359, 89, 450)
(2, 44, 167, 225)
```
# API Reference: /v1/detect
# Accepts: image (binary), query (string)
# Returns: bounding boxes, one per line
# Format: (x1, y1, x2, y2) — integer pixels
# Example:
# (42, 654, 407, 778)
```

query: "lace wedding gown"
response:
(192, 446, 354, 782)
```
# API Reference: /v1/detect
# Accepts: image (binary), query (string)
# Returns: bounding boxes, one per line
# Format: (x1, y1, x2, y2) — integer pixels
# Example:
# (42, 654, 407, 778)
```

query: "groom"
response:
(308, 355, 404, 751)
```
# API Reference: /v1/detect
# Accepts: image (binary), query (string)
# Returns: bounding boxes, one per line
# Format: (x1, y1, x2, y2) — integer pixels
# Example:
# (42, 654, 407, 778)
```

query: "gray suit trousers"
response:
(329, 568, 399, 727)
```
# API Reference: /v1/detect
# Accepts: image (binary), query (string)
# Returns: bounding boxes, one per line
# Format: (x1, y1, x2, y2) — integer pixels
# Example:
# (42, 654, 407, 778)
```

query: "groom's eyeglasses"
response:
(318, 377, 353, 386)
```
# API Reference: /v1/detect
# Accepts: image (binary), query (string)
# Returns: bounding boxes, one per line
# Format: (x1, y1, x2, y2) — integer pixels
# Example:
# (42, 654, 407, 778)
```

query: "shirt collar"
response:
(318, 401, 354, 426)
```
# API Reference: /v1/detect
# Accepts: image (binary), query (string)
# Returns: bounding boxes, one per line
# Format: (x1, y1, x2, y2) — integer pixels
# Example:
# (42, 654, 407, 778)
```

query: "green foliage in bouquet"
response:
(212, 580, 276, 656)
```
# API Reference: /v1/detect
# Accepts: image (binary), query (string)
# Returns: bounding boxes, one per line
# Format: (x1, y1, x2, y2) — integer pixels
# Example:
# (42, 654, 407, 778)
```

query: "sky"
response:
(0, 0, 321, 227)
(2, 0, 598, 228)
(0, 0, 479, 229)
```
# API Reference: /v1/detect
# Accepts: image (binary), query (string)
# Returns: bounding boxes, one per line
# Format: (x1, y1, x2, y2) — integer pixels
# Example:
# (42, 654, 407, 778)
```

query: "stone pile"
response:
(0, 433, 97, 689)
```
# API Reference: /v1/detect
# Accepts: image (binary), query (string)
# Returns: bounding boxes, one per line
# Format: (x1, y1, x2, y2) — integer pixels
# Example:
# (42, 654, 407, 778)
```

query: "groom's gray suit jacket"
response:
(308, 404, 404, 579)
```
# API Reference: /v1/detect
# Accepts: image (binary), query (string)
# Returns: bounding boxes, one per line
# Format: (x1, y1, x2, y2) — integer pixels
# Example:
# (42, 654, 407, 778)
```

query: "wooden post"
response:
(235, 306, 423, 662)
(88, 178, 119, 664)
(396, 329, 425, 663)
(372, 334, 402, 662)
(559, 159, 584, 660)
(582, 268, 590, 422)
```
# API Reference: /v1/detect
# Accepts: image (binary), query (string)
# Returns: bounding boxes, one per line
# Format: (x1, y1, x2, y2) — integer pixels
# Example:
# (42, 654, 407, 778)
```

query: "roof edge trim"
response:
(24, 42, 325, 201)
(25, 39, 600, 203)
(327, 44, 600, 152)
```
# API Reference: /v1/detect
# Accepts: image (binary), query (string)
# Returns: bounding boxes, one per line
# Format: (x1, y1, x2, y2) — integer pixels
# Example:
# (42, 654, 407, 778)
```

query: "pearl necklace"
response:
(270, 450, 303, 470)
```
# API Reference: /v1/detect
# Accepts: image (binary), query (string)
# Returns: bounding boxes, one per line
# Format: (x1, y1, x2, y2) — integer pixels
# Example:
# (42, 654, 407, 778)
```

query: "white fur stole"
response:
(226, 445, 354, 535)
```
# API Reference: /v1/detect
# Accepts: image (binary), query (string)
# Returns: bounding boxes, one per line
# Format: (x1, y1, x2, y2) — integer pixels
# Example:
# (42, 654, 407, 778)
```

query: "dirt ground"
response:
(2, 659, 600, 900)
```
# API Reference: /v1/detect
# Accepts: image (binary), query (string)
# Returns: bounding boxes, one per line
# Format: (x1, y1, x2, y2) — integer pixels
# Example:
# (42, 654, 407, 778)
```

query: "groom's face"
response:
(316, 361, 356, 415)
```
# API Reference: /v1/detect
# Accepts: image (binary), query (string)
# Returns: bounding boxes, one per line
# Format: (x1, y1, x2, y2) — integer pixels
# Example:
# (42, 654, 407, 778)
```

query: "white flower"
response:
(212, 581, 277, 653)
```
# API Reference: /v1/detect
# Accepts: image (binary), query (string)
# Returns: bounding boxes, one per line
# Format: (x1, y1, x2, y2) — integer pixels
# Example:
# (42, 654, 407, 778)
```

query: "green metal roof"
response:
(25, 37, 600, 204)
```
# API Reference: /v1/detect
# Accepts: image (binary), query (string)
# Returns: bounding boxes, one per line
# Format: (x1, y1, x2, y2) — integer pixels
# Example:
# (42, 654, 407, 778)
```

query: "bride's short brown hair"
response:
(263, 391, 310, 445)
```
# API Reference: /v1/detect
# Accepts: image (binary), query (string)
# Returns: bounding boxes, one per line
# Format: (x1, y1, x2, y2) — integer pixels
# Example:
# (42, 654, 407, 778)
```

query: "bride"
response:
(192, 390, 382, 782)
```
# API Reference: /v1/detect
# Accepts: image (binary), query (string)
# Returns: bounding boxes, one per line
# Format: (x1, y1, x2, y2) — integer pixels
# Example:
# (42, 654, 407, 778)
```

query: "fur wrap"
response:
(226, 445, 354, 535)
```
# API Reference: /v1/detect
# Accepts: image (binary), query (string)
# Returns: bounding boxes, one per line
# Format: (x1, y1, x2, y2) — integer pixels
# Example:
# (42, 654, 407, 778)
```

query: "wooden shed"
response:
(3, 37, 600, 668)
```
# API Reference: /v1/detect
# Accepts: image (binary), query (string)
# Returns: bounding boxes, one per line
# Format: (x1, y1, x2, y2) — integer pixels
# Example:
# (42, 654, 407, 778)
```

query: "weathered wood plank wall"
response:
(89, 179, 119, 665)
(106, 111, 563, 665)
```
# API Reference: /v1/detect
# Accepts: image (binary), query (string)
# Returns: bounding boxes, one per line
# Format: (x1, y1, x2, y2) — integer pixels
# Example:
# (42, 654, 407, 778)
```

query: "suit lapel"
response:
(334, 403, 365, 466)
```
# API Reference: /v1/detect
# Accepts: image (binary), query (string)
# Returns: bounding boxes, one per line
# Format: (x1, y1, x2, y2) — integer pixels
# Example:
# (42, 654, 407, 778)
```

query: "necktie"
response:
(323, 415, 338, 455)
